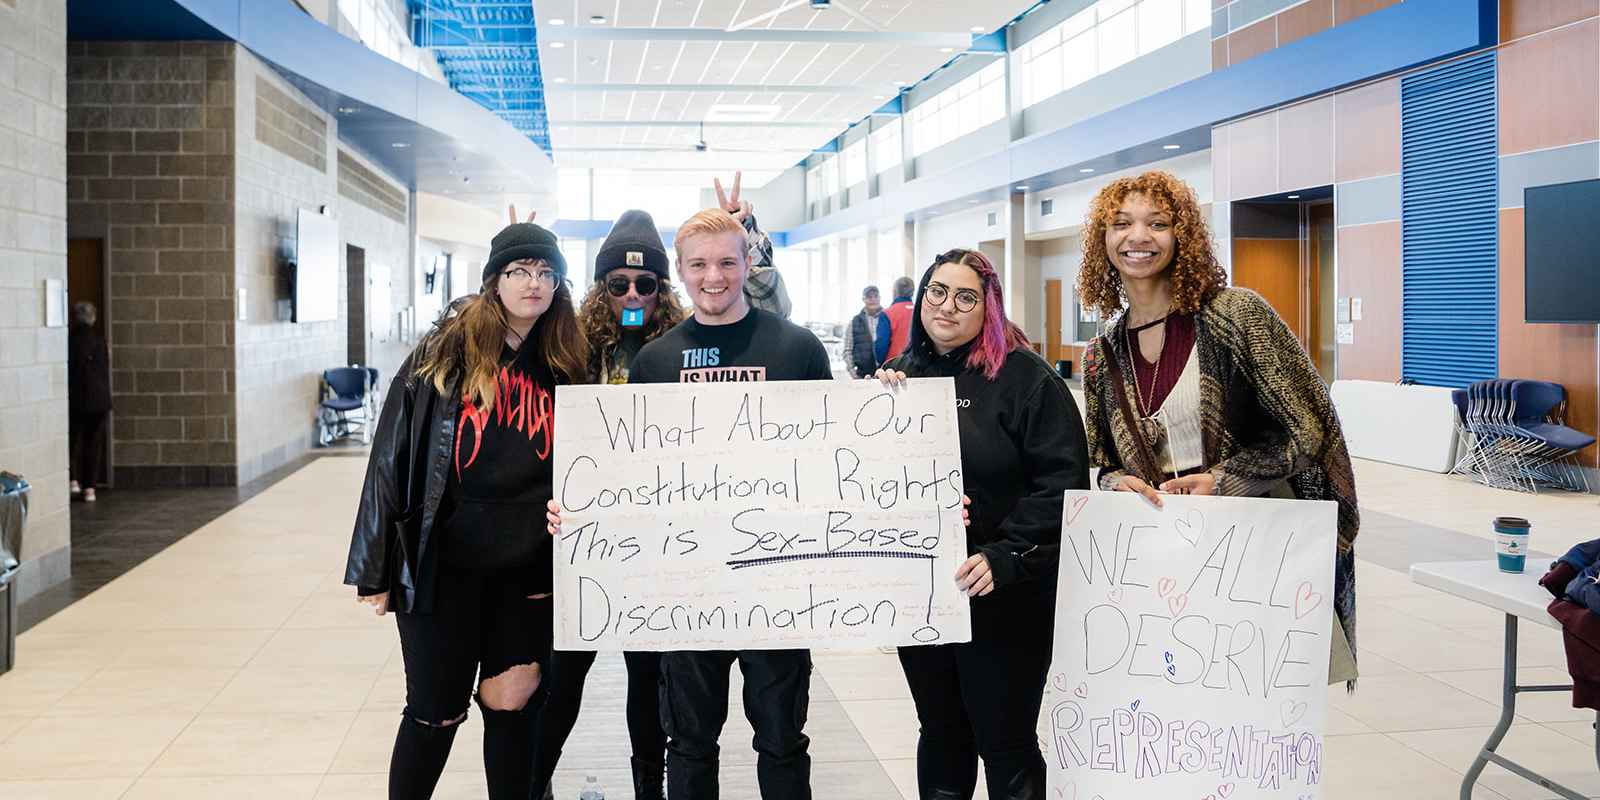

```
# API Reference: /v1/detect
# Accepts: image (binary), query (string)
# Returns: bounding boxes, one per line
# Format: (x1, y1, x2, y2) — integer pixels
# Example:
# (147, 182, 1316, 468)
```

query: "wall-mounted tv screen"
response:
(295, 208, 339, 323)
(1525, 178, 1600, 324)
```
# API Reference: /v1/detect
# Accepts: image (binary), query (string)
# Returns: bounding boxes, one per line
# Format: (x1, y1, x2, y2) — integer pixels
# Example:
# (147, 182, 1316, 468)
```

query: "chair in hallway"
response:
(317, 366, 379, 447)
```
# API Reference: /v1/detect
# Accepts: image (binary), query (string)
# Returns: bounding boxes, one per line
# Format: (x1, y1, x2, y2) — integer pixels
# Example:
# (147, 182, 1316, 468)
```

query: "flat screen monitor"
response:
(1524, 178, 1600, 324)
(294, 208, 340, 323)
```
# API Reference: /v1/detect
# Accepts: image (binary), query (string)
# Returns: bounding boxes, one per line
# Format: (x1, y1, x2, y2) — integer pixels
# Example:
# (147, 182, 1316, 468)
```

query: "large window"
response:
(871, 119, 903, 174)
(1018, 0, 1209, 108)
(908, 60, 1006, 157)
(841, 139, 867, 188)
(337, 0, 443, 81)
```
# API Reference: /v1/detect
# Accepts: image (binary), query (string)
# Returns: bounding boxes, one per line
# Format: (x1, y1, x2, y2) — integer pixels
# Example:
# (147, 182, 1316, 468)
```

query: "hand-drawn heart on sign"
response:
(1294, 582, 1324, 620)
(1281, 699, 1308, 727)
(1174, 509, 1204, 547)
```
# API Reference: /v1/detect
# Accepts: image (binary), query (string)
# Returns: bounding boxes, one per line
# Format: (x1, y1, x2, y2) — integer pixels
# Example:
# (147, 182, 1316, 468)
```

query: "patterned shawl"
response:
(1082, 288, 1360, 674)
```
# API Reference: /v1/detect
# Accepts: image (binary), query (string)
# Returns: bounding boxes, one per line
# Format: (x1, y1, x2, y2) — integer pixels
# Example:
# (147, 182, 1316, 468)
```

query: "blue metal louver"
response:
(1399, 52, 1498, 388)
(409, 0, 550, 152)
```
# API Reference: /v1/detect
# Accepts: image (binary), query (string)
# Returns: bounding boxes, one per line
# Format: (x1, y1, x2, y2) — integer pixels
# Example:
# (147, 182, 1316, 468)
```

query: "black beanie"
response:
(484, 222, 567, 284)
(594, 209, 669, 282)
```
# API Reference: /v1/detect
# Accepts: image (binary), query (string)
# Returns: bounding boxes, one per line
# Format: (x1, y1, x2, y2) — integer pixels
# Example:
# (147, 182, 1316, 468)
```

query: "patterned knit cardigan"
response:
(1082, 287, 1360, 666)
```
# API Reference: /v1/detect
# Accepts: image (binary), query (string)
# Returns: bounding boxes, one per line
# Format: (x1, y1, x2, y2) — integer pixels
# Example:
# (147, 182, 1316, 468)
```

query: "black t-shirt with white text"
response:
(628, 308, 833, 385)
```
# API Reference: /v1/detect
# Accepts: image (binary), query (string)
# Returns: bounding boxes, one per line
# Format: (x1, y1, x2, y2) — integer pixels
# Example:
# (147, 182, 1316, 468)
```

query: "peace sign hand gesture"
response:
(713, 172, 752, 223)
(507, 204, 537, 225)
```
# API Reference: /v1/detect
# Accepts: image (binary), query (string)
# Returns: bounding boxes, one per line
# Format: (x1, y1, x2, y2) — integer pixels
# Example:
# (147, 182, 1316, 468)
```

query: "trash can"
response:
(0, 472, 29, 676)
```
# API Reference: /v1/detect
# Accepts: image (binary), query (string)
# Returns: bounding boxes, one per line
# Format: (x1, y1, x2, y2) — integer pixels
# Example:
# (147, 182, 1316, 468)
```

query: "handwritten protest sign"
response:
(552, 379, 972, 651)
(1044, 492, 1336, 799)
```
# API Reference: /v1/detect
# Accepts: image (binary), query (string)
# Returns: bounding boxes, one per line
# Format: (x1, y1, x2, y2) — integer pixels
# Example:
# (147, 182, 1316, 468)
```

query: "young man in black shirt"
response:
(626, 207, 831, 799)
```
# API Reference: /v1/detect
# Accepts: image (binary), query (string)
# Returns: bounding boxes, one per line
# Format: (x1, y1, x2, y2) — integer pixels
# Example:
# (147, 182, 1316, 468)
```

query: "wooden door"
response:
(1045, 279, 1062, 365)
(1232, 238, 1303, 343)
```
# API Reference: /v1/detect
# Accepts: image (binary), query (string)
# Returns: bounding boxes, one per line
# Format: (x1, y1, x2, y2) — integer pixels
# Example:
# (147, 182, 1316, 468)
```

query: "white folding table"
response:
(1410, 559, 1600, 800)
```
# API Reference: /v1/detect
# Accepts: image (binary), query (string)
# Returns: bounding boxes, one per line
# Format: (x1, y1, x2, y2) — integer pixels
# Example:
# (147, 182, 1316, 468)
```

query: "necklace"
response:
(1124, 311, 1170, 417)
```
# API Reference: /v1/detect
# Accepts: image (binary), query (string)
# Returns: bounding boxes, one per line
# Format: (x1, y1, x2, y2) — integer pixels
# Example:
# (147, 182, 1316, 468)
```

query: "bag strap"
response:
(1101, 335, 1164, 485)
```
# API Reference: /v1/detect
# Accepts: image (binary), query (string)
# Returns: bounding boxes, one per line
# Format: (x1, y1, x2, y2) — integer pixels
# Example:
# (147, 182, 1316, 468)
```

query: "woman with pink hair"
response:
(876, 248, 1089, 799)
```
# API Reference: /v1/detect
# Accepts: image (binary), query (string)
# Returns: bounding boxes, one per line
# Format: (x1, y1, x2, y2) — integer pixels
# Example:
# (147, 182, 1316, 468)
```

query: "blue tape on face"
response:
(621, 306, 645, 327)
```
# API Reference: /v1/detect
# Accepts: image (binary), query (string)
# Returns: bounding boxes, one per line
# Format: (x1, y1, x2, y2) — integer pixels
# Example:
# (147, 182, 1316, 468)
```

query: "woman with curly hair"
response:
(530, 208, 686, 800)
(1077, 170, 1360, 688)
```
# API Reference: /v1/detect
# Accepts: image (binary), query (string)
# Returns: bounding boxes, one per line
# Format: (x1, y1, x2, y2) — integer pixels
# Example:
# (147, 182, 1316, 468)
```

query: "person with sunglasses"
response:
(875, 248, 1089, 800)
(345, 218, 587, 800)
(530, 208, 686, 800)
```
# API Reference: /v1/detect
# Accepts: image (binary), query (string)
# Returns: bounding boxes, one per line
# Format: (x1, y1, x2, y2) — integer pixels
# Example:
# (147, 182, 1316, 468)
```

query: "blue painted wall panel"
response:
(1400, 52, 1499, 389)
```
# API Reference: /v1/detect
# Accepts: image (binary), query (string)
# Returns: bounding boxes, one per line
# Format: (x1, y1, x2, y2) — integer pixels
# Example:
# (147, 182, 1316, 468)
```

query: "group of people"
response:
(345, 169, 1360, 800)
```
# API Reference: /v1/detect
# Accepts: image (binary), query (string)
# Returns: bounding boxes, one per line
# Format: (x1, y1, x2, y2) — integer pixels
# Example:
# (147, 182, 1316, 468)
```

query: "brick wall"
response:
(67, 41, 237, 488)
(233, 49, 344, 485)
(0, 0, 70, 603)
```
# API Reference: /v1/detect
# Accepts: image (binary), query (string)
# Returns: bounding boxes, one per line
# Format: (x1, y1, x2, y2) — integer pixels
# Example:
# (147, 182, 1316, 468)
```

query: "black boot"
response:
(982, 757, 1045, 800)
(631, 756, 665, 800)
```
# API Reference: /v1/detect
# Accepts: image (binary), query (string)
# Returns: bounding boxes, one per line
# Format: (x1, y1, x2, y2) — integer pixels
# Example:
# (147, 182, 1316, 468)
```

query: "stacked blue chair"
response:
(317, 366, 378, 447)
(1460, 378, 1593, 493)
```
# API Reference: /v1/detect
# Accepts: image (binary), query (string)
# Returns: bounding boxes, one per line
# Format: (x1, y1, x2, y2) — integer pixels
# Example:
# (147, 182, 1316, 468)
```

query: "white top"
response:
(1410, 560, 1560, 630)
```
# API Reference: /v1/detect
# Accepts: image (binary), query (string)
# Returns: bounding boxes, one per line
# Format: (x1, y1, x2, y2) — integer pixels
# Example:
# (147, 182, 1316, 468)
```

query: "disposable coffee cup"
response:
(1494, 516, 1531, 573)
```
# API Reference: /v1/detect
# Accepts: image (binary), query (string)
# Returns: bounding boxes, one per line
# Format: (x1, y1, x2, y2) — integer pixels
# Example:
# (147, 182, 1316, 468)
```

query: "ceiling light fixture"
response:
(1014, 185, 1027, 191)
(970, 26, 984, 33)
(553, 77, 568, 83)
(940, 47, 954, 53)
(548, 18, 565, 25)
(967, 199, 980, 204)
(1079, 167, 1094, 173)
(337, 106, 358, 114)
(549, 41, 566, 48)
(391, 142, 409, 148)
(590, 14, 608, 24)
(1287, 194, 1301, 199)
(1162, 144, 1181, 150)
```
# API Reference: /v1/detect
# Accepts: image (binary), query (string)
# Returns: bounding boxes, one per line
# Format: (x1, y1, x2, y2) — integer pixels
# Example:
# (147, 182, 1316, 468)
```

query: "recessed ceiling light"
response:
(872, 94, 885, 100)
(337, 106, 358, 114)
(967, 199, 980, 204)
(893, 80, 908, 87)
(1162, 144, 1181, 150)
(553, 77, 568, 83)
(1287, 194, 1301, 199)
(391, 142, 409, 148)
(970, 26, 984, 33)
(590, 14, 608, 24)
(549, 41, 566, 48)
(940, 47, 954, 53)
(1014, 185, 1027, 191)
(1078, 167, 1094, 173)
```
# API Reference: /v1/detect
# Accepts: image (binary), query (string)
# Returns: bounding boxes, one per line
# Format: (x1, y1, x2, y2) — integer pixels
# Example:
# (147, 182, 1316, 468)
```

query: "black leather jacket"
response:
(343, 354, 461, 614)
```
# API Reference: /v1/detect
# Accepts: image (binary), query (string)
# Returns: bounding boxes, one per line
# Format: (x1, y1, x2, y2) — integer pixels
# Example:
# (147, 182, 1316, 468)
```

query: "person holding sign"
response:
(345, 218, 587, 800)
(1076, 170, 1360, 686)
(875, 248, 1090, 800)
(532, 209, 684, 800)
(549, 206, 831, 800)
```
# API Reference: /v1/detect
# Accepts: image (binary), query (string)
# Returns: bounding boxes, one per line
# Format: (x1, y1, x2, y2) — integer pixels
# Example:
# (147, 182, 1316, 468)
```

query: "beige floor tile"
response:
(115, 628, 277, 669)
(120, 775, 323, 800)
(249, 626, 396, 667)
(329, 710, 404, 773)
(1459, 621, 1571, 670)
(878, 757, 918, 800)
(207, 663, 383, 713)
(1322, 704, 1377, 736)
(313, 773, 387, 799)
(1393, 723, 1600, 800)
(0, 713, 194, 779)
(0, 779, 136, 800)
(1539, 718, 1600, 747)
(0, 714, 34, 743)
(1356, 611, 1509, 672)
(1330, 670, 1503, 732)
(47, 666, 237, 717)
(362, 657, 408, 711)
(283, 588, 399, 630)
(1351, 648, 1410, 677)
(146, 711, 356, 777)
(10, 629, 136, 670)
(0, 669, 98, 715)
(1320, 732, 1510, 800)
(1426, 667, 1592, 723)
(841, 698, 921, 760)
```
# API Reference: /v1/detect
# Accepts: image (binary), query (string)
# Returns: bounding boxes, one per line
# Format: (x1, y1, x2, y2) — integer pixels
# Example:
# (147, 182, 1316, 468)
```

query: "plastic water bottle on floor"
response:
(578, 775, 605, 800)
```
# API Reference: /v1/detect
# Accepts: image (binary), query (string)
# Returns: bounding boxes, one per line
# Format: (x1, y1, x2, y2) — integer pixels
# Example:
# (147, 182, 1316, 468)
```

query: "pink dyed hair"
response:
(914, 248, 1031, 380)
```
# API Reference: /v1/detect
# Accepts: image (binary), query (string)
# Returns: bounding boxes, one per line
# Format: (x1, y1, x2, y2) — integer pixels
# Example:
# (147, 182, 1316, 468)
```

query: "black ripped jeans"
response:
(897, 589, 1053, 800)
(389, 564, 551, 800)
(660, 649, 812, 800)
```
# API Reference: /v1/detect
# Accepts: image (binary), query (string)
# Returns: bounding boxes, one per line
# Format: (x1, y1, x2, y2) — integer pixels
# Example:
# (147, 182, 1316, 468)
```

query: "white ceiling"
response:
(537, 0, 1038, 185)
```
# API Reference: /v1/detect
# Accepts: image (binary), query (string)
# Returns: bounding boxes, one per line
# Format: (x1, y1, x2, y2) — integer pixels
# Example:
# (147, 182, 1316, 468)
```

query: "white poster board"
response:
(553, 379, 972, 651)
(1045, 492, 1336, 799)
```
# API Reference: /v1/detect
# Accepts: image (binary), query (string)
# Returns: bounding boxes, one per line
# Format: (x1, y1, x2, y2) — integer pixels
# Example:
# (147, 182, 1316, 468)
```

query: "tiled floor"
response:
(2, 455, 1598, 799)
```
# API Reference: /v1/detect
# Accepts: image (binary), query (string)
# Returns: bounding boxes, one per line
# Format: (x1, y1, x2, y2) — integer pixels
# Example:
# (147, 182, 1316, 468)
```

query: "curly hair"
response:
(577, 279, 688, 381)
(1076, 170, 1227, 318)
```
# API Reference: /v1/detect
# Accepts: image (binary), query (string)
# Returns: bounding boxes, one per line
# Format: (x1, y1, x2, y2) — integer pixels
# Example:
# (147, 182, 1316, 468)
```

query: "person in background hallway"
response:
(875, 248, 1089, 800)
(345, 215, 587, 800)
(68, 302, 111, 503)
(883, 275, 916, 360)
(1076, 170, 1360, 688)
(531, 208, 686, 800)
(842, 284, 891, 377)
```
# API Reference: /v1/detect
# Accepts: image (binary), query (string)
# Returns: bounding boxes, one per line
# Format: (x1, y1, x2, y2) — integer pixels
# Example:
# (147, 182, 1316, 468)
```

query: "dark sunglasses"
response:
(606, 274, 659, 297)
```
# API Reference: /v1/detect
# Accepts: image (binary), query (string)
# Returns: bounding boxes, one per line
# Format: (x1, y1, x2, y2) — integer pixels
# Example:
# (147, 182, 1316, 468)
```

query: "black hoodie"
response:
(886, 268, 1090, 596)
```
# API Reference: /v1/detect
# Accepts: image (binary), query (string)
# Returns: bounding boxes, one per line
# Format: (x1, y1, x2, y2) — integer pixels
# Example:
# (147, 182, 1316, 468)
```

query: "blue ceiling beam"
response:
(407, 0, 551, 152)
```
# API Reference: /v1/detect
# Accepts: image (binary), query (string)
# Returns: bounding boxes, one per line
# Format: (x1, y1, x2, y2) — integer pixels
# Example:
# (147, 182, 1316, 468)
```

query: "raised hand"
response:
(713, 172, 751, 222)
(507, 204, 537, 225)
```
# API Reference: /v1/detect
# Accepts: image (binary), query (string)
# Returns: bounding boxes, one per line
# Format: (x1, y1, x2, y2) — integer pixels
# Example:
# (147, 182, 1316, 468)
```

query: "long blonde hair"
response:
(413, 268, 588, 409)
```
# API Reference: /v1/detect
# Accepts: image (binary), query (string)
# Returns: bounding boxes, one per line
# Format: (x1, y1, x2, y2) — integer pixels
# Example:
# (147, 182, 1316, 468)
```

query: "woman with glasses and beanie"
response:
(530, 208, 687, 800)
(344, 218, 587, 800)
(1077, 170, 1359, 689)
(875, 248, 1090, 800)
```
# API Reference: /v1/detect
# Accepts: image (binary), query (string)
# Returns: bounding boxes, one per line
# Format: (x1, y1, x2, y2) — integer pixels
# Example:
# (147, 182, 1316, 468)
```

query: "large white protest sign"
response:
(552, 379, 972, 651)
(1044, 491, 1336, 799)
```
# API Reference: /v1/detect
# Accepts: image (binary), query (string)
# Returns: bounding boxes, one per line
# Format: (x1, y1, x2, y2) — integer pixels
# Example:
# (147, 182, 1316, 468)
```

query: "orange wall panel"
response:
(1335, 0, 1401, 26)
(1498, 209, 1598, 465)
(1501, 0, 1599, 42)
(1333, 222, 1402, 382)
(1334, 78, 1401, 182)
(1229, 17, 1279, 65)
(1499, 18, 1600, 155)
(1279, 0, 1334, 47)
(1213, 35, 1229, 69)
(1278, 96, 1335, 192)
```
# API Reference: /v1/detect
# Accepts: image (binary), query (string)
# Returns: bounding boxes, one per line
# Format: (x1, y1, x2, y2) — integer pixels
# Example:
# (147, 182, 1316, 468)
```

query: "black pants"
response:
(897, 592, 1053, 800)
(391, 565, 551, 800)
(660, 649, 812, 800)
(532, 649, 665, 793)
(69, 411, 108, 488)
